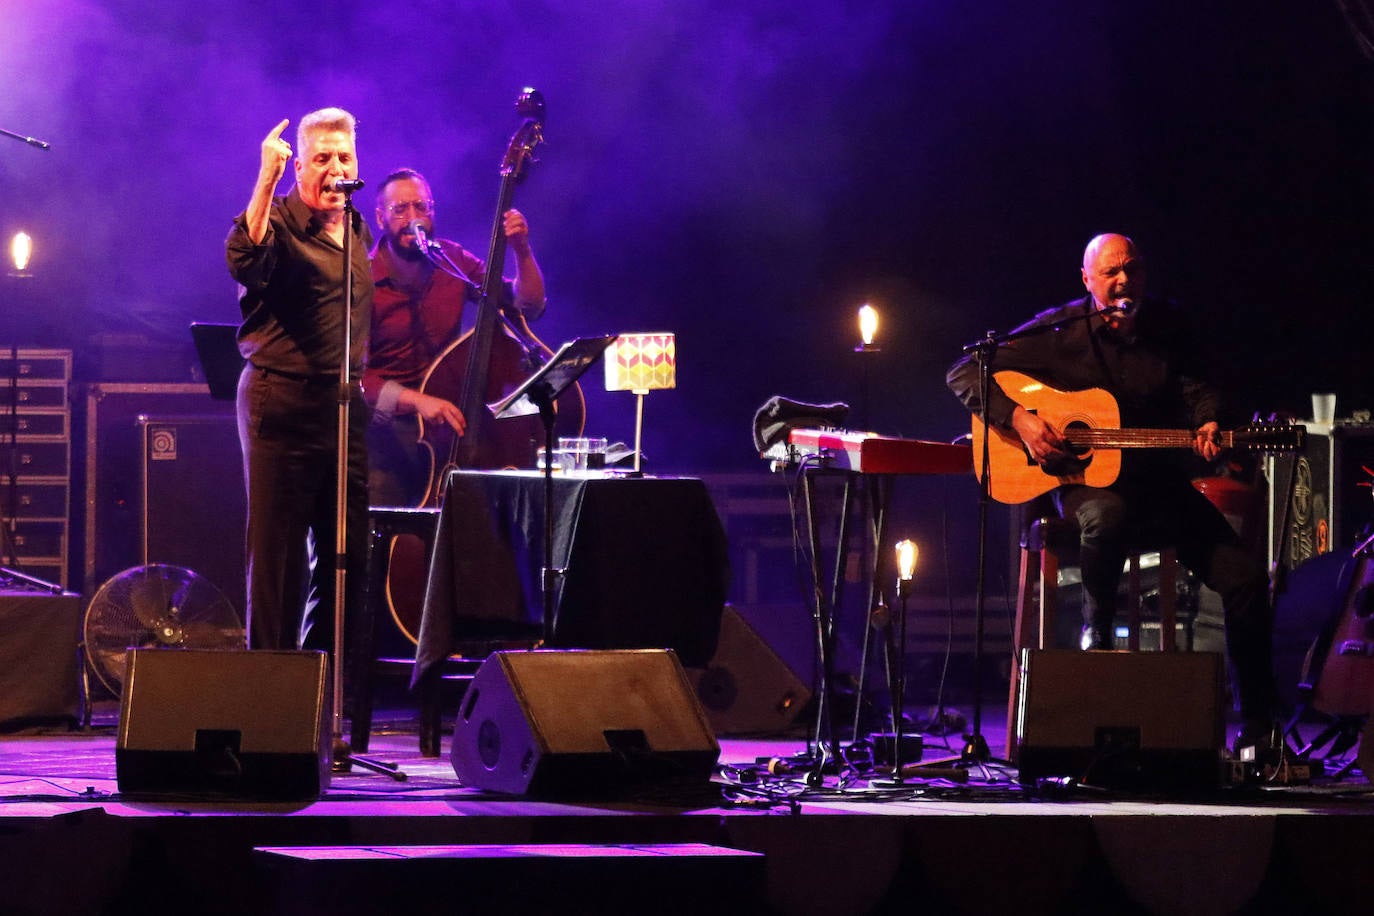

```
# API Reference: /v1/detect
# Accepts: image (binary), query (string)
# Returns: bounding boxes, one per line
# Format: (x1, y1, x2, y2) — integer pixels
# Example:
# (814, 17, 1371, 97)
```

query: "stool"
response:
(1006, 514, 1180, 760)
(350, 506, 539, 758)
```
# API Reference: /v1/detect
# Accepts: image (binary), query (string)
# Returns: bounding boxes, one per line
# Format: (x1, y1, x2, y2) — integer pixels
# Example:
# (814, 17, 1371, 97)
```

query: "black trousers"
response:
(1054, 474, 1277, 720)
(237, 365, 370, 653)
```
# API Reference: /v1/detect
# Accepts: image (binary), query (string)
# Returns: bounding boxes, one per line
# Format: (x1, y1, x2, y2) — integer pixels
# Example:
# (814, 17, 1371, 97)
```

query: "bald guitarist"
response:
(947, 233, 1280, 754)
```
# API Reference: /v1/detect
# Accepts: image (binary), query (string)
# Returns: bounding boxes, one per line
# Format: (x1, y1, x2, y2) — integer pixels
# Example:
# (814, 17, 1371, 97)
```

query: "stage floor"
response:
(3, 701, 1374, 915)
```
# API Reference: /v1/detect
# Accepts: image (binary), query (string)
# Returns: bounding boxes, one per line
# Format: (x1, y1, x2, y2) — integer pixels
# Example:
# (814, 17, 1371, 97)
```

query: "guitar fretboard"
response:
(1063, 429, 1232, 449)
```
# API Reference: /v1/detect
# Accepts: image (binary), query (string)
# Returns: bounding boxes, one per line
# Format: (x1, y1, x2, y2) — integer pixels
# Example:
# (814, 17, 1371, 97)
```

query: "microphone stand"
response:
(332, 185, 404, 780)
(0, 127, 50, 150)
(932, 304, 1111, 771)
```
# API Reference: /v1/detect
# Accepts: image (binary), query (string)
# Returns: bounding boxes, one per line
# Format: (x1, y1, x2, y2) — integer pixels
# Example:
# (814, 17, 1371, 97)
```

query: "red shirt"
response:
(362, 238, 485, 409)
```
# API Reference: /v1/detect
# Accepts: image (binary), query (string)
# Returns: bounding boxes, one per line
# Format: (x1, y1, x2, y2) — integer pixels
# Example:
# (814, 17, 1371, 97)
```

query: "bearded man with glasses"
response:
(362, 168, 546, 506)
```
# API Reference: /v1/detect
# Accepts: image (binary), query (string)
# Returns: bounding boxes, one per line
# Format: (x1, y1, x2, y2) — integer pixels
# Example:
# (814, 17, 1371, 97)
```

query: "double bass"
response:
(386, 88, 585, 642)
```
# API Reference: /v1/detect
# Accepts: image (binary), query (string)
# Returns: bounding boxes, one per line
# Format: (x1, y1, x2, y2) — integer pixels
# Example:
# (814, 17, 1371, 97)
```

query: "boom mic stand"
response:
(332, 184, 403, 780)
(928, 329, 1004, 768)
(935, 307, 1110, 770)
(0, 126, 51, 151)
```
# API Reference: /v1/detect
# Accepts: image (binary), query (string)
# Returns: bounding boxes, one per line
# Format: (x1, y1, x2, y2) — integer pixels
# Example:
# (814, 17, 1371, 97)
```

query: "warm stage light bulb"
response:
(10, 232, 31, 272)
(858, 303, 878, 346)
(896, 539, 917, 582)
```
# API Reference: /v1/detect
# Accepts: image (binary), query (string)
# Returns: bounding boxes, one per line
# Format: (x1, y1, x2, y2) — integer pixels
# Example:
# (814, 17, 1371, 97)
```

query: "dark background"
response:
(3, 1, 1373, 607)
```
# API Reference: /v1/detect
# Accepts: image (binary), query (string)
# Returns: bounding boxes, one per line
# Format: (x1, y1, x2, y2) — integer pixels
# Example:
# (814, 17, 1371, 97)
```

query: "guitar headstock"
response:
(1234, 421, 1307, 454)
(501, 87, 546, 182)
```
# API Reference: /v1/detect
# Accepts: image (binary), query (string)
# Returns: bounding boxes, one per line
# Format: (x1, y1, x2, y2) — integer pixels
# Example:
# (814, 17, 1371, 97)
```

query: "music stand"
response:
(189, 322, 244, 402)
(490, 334, 617, 643)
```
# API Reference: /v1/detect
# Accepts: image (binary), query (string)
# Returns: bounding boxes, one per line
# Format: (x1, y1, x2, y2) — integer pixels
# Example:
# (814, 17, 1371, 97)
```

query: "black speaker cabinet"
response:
(687, 606, 812, 736)
(1014, 649, 1225, 791)
(116, 649, 329, 799)
(140, 414, 246, 611)
(451, 649, 720, 797)
(82, 384, 242, 606)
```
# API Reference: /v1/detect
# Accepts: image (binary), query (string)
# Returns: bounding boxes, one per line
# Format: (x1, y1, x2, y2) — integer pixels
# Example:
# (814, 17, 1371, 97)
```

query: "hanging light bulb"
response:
(9, 232, 32, 275)
(857, 303, 879, 348)
(895, 539, 917, 595)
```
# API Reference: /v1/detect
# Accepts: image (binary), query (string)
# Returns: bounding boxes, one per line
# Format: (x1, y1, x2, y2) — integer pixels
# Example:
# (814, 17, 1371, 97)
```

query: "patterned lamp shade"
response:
(604, 333, 676, 393)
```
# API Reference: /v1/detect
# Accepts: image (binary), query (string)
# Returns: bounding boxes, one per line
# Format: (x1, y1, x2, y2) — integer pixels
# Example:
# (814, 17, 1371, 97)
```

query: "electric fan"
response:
(83, 564, 245, 695)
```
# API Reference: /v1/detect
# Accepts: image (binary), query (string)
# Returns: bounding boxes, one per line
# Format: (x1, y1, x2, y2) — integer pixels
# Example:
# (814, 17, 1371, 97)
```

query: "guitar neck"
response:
(1064, 428, 1232, 450)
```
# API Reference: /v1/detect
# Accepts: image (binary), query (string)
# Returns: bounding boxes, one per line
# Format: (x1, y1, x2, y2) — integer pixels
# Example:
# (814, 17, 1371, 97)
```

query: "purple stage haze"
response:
(1, 2, 1371, 500)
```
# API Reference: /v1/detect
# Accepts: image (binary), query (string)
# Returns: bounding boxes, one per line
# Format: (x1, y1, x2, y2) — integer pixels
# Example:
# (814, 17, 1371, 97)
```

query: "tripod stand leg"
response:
(332, 738, 407, 779)
(801, 468, 841, 773)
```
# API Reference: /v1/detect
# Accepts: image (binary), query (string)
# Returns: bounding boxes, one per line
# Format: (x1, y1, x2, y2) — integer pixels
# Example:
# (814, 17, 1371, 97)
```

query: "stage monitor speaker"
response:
(116, 649, 329, 799)
(451, 649, 720, 797)
(1015, 649, 1225, 791)
(0, 591, 81, 730)
(687, 606, 811, 736)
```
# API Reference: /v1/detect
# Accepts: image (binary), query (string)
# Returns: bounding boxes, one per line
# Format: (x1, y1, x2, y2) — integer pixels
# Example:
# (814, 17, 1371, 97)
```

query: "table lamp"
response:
(604, 332, 676, 474)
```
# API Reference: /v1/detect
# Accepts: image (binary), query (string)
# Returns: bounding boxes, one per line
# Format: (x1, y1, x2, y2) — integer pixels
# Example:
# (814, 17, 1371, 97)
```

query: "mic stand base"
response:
(960, 732, 992, 763)
(332, 737, 407, 780)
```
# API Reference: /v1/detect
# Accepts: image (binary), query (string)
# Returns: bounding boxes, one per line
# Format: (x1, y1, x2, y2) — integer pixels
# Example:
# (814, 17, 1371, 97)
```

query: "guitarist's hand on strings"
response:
(1011, 405, 1068, 465)
(1193, 420, 1221, 461)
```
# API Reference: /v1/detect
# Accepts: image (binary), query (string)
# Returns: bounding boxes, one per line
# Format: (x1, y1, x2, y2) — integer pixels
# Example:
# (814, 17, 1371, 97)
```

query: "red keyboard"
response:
(775, 428, 973, 475)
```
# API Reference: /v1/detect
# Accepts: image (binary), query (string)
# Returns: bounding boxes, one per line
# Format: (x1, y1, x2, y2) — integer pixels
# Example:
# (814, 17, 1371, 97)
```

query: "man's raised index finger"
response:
(267, 118, 290, 141)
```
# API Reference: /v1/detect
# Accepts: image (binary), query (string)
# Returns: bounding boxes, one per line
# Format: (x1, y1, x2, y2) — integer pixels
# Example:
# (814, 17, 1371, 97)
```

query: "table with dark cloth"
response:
(413, 470, 730, 685)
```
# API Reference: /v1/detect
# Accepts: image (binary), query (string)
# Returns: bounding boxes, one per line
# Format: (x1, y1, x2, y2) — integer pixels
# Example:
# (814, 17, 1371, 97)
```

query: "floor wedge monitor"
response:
(116, 648, 329, 799)
(451, 648, 720, 797)
(1015, 648, 1225, 791)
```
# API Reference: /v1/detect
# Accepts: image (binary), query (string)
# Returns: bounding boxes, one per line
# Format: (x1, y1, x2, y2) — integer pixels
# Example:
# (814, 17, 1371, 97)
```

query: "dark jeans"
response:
(237, 365, 370, 652)
(1054, 474, 1277, 720)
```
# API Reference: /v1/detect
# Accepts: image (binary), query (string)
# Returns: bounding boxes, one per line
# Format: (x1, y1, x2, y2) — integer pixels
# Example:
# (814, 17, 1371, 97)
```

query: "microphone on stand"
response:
(331, 178, 366, 192)
(1113, 297, 1136, 316)
(410, 219, 440, 255)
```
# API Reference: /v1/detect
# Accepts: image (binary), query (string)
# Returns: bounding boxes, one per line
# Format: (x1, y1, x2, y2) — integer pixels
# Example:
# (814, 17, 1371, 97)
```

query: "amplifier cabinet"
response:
(1267, 422, 1374, 571)
(139, 414, 245, 610)
(83, 384, 240, 604)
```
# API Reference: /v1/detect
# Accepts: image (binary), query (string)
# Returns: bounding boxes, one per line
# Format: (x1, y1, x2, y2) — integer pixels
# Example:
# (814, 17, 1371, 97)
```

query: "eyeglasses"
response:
(383, 199, 434, 217)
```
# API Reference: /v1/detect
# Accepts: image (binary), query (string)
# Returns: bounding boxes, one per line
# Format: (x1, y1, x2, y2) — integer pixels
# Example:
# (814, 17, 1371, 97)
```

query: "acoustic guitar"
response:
(1313, 538, 1374, 717)
(971, 370, 1305, 504)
